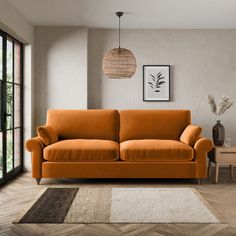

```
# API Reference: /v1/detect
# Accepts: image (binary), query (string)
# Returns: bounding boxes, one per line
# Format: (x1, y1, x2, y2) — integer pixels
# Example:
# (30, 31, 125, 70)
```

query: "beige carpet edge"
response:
(12, 188, 47, 223)
(191, 188, 224, 223)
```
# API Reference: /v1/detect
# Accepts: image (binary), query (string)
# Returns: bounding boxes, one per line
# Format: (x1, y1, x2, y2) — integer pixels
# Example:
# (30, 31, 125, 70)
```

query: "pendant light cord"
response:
(119, 15, 120, 50)
(116, 12, 123, 52)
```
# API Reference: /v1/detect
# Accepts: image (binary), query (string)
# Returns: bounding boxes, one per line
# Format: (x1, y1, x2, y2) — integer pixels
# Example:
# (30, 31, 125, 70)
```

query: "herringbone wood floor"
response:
(0, 168, 236, 236)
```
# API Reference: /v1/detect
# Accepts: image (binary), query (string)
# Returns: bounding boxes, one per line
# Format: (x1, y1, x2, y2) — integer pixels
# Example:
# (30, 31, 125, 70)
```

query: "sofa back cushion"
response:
(180, 125, 202, 146)
(37, 125, 58, 146)
(46, 110, 119, 141)
(119, 110, 191, 142)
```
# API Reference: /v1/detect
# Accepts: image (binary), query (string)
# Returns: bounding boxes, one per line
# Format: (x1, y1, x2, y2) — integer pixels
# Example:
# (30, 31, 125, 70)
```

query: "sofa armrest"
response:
(25, 137, 44, 178)
(26, 136, 44, 151)
(194, 137, 213, 152)
(194, 137, 213, 178)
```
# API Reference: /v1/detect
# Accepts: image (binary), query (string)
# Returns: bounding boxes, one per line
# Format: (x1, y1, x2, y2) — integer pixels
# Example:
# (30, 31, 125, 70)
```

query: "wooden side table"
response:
(208, 146, 236, 183)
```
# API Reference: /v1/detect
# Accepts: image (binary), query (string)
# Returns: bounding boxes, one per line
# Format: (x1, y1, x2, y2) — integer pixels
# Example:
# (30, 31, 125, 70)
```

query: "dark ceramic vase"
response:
(212, 120, 225, 146)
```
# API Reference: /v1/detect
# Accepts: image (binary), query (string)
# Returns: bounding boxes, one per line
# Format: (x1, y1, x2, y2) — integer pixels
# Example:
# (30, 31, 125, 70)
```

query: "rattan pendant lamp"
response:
(102, 12, 137, 79)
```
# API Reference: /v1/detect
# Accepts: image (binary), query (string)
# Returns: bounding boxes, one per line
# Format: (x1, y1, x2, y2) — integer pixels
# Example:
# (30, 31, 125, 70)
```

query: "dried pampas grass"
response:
(208, 94, 233, 116)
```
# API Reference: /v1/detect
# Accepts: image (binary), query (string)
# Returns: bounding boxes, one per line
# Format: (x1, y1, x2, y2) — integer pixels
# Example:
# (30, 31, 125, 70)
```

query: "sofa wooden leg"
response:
(197, 179, 201, 185)
(36, 178, 41, 185)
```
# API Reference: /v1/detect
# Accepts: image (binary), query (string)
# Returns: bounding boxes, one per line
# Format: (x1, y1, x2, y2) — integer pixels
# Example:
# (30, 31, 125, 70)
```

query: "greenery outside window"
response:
(0, 29, 23, 186)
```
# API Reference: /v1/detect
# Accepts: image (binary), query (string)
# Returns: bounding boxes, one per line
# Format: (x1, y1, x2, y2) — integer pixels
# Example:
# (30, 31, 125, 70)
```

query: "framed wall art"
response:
(143, 65, 170, 101)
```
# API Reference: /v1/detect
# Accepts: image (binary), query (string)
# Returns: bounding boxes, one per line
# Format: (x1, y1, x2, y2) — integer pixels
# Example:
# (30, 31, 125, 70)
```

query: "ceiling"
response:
(8, 0, 236, 28)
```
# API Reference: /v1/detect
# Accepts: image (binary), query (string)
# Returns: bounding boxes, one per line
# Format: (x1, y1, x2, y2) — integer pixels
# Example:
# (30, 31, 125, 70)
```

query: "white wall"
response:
(88, 29, 236, 143)
(0, 0, 34, 171)
(34, 27, 88, 127)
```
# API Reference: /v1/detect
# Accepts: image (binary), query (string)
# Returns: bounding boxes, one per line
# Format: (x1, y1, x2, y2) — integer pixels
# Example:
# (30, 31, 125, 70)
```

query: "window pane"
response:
(6, 83, 13, 129)
(0, 37, 2, 132)
(0, 81, 3, 132)
(0, 132, 2, 178)
(0, 36, 2, 81)
(14, 128, 20, 167)
(14, 85, 21, 127)
(7, 39, 13, 82)
(7, 130, 13, 172)
(14, 43, 21, 84)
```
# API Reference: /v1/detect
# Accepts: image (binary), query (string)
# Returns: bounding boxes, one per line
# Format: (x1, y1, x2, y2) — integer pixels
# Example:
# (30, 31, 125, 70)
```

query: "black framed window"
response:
(0, 29, 23, 186)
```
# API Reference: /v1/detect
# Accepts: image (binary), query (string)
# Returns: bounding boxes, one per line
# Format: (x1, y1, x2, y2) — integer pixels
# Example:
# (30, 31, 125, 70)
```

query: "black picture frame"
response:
(143, 65, 170, 102)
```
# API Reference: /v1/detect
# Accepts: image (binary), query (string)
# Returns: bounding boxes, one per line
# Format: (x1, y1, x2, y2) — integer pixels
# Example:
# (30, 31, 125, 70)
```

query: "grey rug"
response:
(15, 187, 222, 224)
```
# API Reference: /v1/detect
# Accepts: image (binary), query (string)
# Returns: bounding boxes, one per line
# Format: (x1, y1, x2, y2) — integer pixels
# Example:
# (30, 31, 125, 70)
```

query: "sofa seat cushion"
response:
(120, 139, 193, 161)
(44, 139, 119, 162)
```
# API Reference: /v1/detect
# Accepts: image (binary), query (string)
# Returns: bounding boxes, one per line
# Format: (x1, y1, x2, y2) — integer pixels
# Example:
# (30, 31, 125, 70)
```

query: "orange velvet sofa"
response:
(26, 110, 213, 184)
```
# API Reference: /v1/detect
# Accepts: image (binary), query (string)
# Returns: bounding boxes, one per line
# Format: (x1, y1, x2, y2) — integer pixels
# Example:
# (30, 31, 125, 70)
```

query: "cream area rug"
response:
(15, 187, 221, 224)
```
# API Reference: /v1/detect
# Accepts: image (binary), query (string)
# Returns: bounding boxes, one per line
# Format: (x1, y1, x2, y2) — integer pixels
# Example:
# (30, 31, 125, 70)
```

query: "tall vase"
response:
(212, 120, 225, 146)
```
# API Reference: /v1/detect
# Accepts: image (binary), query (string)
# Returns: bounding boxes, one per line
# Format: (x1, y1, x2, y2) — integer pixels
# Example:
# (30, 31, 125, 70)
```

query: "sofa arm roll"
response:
(194, 137, 213, 178)
(194, 138, 213, 153)
(25, 137, 44, 178)
(26, 137, 44, 152)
